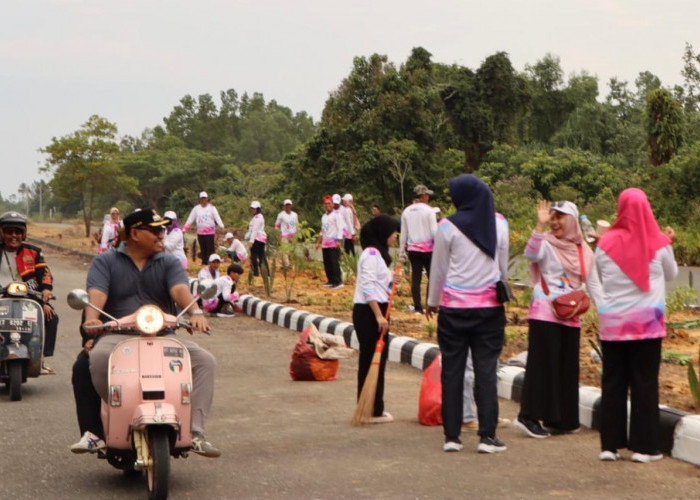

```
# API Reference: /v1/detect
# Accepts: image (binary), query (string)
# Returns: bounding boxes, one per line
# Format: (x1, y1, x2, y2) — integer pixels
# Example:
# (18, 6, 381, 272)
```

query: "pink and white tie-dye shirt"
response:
(427, 214, 509, 309)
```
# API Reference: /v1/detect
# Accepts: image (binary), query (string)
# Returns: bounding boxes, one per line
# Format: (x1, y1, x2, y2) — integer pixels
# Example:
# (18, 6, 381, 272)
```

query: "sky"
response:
(1, 0, 698, 199)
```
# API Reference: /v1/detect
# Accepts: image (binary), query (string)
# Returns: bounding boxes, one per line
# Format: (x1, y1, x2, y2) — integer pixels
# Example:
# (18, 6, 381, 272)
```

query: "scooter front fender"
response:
(132, 402, 181, 429)
(5, 343, 29, 360)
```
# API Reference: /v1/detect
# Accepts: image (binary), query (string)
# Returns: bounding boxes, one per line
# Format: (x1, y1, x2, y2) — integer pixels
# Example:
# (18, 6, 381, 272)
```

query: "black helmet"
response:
(0, 211, 28, 233)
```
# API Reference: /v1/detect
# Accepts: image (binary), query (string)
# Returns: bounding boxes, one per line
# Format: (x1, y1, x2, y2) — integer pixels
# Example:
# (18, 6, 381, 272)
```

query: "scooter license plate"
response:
(0, 318, 33, 333)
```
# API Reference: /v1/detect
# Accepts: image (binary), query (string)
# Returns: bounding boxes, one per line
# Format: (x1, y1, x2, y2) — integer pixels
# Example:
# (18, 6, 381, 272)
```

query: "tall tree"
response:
(645, 88, 684, 166)
(40, 115, 138, 236)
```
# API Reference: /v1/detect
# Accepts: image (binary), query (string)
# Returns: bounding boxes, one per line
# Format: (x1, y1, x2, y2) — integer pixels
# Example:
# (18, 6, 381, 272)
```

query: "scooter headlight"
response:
(5, 282, 28, 296)
(135, 305, 165, 335)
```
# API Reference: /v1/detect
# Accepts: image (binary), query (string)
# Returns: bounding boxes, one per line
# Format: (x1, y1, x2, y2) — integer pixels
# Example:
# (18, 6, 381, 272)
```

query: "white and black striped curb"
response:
(240, 293, 700, 465)
(238, 294, 441, 370)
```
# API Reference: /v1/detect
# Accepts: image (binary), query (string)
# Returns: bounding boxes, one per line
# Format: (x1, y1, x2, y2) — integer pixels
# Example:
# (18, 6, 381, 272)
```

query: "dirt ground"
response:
(31, 221, 700, 413)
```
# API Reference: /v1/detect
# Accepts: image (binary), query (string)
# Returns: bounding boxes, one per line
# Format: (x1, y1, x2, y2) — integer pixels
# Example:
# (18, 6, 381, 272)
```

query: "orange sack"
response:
(289, 326, 339, 381)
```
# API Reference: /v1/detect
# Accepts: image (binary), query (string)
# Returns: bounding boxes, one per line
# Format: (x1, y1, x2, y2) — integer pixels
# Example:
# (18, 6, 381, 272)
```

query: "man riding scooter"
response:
(0, 211, 59, 374)
(75, 208, 220, 458)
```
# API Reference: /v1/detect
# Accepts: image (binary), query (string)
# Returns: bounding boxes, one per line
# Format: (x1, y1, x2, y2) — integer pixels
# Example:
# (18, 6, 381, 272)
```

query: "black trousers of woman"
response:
(600, 338, 661, 455)
(197, 233, 215, 265)
(519, 319, 580, 430)
(437, 306, 505, 441)
(353, 302, 389, 417)
(251, 240, 268, 277)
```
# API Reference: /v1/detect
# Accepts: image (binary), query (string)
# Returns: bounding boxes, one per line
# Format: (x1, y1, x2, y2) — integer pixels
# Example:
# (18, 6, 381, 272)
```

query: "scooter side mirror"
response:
(197, 280, 218, 300)
(66, 289, 120, 322)
(67, 289, 90, 310)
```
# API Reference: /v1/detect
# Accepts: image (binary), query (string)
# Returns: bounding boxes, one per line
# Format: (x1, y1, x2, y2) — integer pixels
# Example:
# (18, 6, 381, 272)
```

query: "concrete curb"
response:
(239, 293, 700, 465)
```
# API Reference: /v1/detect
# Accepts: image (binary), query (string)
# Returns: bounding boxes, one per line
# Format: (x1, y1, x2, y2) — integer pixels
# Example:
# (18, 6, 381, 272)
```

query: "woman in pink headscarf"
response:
(515, 200, 602, 440)
(593, 188, 677, 463)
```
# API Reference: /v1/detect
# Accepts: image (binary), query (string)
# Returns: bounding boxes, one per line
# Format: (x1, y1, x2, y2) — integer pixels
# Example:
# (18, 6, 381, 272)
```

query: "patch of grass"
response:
(663, 350, 692, 366)
(667, 286, 699, 316)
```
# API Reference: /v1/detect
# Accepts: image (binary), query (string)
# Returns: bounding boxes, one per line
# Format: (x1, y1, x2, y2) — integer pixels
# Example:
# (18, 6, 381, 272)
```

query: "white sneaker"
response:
(70, 431, 105, 454)
(331, 283, 344, 290)
(443, 441, 463, 452)
(369, 412, 394, 424)
(216, 312, 235, 318)
(599, 450, 620, 461)
(631, 452, 663, 463)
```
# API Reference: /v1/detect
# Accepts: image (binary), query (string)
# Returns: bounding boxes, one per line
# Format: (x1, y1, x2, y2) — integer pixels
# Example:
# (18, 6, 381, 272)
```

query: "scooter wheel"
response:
(147, 427, 170, 500)
(8, 361, 22, 401)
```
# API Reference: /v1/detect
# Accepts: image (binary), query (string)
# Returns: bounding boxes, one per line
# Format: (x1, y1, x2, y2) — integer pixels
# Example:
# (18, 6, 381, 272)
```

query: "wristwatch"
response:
(191, 309, 204, 315)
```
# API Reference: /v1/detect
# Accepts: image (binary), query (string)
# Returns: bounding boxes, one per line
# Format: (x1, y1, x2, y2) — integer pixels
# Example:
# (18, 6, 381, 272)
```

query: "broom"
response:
(351, 263, 401, 426)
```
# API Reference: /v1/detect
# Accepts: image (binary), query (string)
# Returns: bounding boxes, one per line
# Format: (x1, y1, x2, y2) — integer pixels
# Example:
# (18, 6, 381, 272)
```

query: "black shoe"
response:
(514, 417, 550, 439)
(478, 436, 507, 454)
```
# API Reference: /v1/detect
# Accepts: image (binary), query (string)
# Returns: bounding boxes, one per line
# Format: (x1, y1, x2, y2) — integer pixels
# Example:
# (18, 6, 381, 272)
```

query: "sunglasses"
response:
(136, 226, 166, 235)
(551, 201, 567, 209)
(3, 228, 23, 236)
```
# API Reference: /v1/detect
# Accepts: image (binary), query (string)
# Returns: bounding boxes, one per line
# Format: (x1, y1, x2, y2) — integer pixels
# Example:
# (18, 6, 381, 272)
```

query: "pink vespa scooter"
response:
(67, 282, 216, 500)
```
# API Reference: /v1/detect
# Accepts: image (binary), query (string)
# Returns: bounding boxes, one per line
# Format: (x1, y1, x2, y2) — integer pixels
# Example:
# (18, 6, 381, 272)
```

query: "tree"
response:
(40, 115, 138, 236)
(476, 52, 528, 144)
(380, 139, 419, 207)
(441, 65, 493, 171)
(645, 88, 684, 166)
(525, 54, 572, 143)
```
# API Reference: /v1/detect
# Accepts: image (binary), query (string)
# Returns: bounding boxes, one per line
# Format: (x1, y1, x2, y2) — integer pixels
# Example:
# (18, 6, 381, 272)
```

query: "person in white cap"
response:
(275, 199, 299, 268)
(341, 193, 360, 255)
(163, 210, 188, 269)
(198, 253, 222, 281)
(183, 191, 225, 265)
(245, 201, 268, 277)
(400, 184, 438, 314)
(316, 195, 344, 289)
(222, 231, 248, 263)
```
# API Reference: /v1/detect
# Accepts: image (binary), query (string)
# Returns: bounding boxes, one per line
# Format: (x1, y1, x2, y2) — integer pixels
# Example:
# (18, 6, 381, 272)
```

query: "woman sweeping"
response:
(353, 215, 401, 424)
(427, 174, 510, 453)
(515, 200, 602, 439)
(593, 188, 677, 462)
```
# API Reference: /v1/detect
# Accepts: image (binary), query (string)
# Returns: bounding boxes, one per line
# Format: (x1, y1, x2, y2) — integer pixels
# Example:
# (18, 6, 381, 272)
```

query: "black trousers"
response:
(72, 350, 104, 439)
(600, 338, 661, 455)
(353, 302, 389, 417)
(322, 247, 342, 285)
(408, 251, 431, 313)
(519, 319, 580, 430)
(343, 238, 356, 255)
(437, 306, 505, 441)
(197, 233, 215, 265)
(251, 241, 268, 277)
(43, 310, 59, 357)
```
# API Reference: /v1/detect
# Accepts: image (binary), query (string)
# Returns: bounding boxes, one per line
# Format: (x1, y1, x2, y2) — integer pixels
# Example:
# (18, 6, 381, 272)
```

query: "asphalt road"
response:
(1, 251, 699, 500)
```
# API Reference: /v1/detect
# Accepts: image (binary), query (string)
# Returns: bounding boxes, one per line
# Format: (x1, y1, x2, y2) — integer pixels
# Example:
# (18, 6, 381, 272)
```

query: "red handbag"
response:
(540, 245, 590, 320)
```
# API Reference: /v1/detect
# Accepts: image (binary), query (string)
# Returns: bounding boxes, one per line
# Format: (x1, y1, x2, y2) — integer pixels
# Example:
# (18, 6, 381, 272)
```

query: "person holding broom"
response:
(352, 215, 401, 424)
(426, 174, 509, 453)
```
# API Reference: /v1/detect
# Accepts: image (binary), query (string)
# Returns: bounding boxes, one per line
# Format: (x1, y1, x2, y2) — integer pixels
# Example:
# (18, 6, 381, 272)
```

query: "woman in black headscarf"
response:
(427, 174, 510, 453)
(352, 215, 401, 423)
